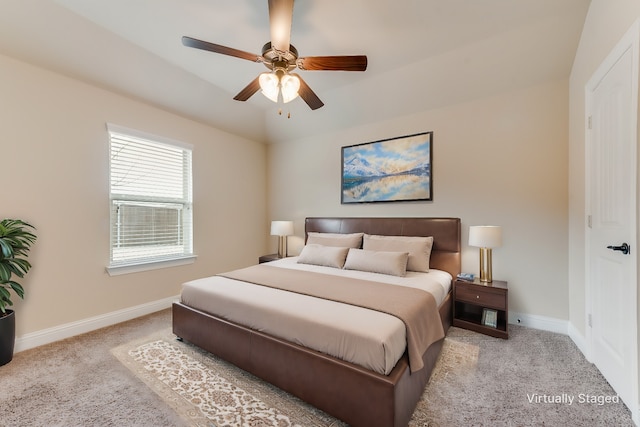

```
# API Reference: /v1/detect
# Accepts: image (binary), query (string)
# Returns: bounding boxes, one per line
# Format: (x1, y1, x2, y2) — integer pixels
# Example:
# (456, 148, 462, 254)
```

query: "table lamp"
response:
(469, 225, 502, 282)
(271, 220, 294, 258)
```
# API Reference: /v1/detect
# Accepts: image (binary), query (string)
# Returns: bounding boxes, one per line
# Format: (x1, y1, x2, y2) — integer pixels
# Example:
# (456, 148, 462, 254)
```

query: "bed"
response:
(173, 217, 461, 427)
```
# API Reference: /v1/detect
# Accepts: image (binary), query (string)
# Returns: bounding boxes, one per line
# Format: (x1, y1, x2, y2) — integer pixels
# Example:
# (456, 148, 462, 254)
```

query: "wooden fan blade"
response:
(268, 0, 293, 52)
(182, 36, 261, 62)
(292, 73, 324, 110)
(297, 55, 368, 71)
(233, 76, 262, 101)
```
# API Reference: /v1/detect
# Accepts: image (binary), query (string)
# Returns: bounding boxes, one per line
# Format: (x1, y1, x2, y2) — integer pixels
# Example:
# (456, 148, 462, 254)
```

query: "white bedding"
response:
(180, 257, 452, 375)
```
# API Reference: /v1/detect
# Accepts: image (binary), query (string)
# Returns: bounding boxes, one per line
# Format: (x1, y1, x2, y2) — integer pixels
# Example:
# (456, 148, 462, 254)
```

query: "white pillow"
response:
(297, 244, 350, 269)
(306, 232, 364, 248)
(363, 234, 434, 272)
(343, 248, 409, 277)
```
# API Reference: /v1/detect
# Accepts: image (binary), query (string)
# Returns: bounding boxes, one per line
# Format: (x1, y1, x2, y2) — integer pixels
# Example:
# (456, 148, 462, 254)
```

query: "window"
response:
(107, 124, 194, 274)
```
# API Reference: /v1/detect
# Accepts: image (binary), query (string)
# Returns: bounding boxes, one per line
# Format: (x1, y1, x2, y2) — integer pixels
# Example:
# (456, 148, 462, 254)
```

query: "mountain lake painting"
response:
(341, 132, 432, 203)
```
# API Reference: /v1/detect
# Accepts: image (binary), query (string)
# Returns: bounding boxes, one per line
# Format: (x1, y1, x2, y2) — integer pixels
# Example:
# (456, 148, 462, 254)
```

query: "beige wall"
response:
(568, 1, 640, 338)
(268, 79, 569, 320)
(0, 54, 267, 338)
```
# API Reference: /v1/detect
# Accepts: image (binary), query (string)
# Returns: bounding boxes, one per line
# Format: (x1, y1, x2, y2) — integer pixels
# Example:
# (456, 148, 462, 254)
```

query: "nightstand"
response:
(453, 279, 508, 339)
(259, 253, 280, 264)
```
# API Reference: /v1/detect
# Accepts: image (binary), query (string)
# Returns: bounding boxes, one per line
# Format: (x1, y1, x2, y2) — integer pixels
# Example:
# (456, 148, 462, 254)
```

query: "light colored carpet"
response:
(415, 327, 634, 426)
(0, 309, 186, 427)
(0, 309, 635, 426)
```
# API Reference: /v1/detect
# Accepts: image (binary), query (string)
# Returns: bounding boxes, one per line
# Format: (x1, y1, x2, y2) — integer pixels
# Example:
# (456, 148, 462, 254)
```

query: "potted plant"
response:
(0, 219, 37, 366)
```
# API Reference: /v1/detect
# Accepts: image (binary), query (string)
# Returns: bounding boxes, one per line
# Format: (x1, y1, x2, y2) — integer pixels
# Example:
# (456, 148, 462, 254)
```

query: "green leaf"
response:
(9, 258, 31, 275)
(0, 263, 10, 281)
(0, 239, 12, 258)
(8, 281, 24, 299)
(5, 261, 25, 278)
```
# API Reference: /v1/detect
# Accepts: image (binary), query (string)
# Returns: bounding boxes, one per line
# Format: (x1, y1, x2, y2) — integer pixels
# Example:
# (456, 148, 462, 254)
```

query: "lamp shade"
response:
(259, 72, 279, 103)
(469, 226, 502, 248)
(270, 220, 294, 236)
(280, 74, 300, 103)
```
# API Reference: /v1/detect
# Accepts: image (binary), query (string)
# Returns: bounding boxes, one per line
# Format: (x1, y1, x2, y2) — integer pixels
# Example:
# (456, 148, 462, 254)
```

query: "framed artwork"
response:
(482, 308, 498, 328)
(341, 132, 433, 204)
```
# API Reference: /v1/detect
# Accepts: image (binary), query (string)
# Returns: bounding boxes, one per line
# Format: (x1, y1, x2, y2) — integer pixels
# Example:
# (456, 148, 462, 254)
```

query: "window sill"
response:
(106, 255, 197, 276)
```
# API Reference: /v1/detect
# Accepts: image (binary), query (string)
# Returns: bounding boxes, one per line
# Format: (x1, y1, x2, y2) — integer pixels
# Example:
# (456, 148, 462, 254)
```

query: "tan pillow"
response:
(363, 234, 434, 272)
(297, 244, 350, 269)
(343, 248, 409, 277)
(306, 232, 364, 248)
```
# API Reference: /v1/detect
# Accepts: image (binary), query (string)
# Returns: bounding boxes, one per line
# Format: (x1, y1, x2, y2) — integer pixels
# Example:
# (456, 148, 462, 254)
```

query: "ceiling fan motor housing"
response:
(261, 42, 298, 72)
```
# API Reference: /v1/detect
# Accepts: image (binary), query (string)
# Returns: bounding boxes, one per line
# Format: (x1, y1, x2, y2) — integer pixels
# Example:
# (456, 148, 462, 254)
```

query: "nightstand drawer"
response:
(455, 285, 506, 310)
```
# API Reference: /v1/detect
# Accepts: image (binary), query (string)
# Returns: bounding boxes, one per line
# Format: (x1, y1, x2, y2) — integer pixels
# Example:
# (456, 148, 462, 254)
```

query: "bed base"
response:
(173, 291, 452, 427)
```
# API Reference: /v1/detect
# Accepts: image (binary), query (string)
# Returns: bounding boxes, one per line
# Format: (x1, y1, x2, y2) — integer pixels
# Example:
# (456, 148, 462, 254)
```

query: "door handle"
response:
(607, 243, 630, 255)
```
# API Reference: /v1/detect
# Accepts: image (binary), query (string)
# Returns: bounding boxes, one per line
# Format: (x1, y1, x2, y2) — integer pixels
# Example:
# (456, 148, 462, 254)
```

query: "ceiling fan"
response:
(182, 0, 367, 110)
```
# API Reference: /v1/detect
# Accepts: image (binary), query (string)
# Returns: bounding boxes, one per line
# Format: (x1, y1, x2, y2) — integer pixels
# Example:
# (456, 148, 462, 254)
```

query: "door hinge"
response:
(588, 116, 592, 129)
(587, 215, 592, 228)
(588, 313, 592, 327)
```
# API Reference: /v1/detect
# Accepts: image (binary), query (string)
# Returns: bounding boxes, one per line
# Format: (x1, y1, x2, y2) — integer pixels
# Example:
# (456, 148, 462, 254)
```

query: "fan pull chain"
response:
(277, 109, 292, 119)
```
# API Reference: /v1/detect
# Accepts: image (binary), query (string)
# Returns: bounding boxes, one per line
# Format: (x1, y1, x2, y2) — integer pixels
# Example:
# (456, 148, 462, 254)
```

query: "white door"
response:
(586, 21, 638, 420)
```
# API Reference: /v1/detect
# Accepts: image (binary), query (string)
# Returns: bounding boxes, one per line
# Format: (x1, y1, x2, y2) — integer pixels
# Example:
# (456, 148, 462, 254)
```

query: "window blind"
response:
(108, 124, 193, 267)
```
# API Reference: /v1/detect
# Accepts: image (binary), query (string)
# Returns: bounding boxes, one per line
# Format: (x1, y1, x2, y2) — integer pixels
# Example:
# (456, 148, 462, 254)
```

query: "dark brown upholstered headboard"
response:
(305, 217, 461, 278)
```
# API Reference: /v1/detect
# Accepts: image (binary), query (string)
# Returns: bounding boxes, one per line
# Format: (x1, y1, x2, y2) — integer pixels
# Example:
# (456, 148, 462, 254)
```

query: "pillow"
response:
(363, 234, 434, 272)
(306, 232, 364, 248)
(297, 244, 350, 269)
(343, 248, 409, 277)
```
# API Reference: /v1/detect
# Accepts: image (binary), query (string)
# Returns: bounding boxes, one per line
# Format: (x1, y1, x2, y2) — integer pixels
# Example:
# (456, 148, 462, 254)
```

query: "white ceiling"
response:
(0, 0, 590, 143)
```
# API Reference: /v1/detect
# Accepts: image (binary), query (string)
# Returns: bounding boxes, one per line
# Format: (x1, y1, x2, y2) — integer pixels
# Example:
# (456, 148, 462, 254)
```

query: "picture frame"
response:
(482, 308, 498, 328)
(341, 132, 433, 204)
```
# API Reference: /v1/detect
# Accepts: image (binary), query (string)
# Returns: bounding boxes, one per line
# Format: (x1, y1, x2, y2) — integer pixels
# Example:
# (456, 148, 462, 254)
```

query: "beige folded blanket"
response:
(220, 264, 445, 372)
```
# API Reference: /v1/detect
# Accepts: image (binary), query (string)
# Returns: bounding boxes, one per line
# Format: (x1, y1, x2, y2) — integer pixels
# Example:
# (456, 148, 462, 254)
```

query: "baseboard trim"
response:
(508, 312, 595, 362)
(507, 312, 592, 362)
(508, 311, 568, 335)
(14, 295, 179, 353)
(567, 322, 590, 361)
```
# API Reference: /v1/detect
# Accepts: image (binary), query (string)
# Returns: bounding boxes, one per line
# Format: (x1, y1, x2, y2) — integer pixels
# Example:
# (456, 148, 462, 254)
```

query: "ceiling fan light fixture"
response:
(182, 0, 368, 110)
(281, 74, 300, 103)
(259, 72, 279, 103)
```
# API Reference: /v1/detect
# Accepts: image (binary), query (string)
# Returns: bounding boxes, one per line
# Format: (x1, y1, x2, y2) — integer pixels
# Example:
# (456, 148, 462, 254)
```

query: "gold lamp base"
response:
(277, 236, 288, 258)
(479, 247, 493, 282)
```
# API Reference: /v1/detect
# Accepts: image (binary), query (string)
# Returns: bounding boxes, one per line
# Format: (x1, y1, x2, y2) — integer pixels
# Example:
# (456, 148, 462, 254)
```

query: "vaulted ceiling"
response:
(0, 0, 590, 143)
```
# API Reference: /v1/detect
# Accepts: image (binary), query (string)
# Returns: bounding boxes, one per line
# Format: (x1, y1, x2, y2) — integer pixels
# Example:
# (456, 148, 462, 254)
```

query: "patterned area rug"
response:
(111, 329, 479, 427)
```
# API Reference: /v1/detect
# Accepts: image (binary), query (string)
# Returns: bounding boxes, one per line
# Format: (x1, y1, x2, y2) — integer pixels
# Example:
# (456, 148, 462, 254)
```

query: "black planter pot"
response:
(0, 310, 16, 366)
